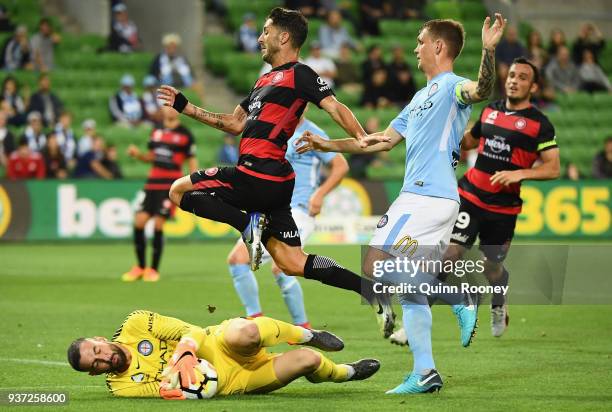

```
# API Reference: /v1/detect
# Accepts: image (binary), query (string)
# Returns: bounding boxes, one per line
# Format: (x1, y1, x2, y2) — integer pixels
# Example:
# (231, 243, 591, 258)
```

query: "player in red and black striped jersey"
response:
(447, 57, 560, 336)
(122, 106, 198, 282)
(157, 7, 393, 331)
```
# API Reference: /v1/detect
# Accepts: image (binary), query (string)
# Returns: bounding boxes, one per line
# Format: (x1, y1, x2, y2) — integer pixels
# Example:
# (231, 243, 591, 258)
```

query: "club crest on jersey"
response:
(377, 214, 388, 228)
(271, 71, 284, 83)
(204, 167, 218, 176)
(138, 340, 153, 356)
(514, 118, 526, 129)
(428, 83, 438, 96)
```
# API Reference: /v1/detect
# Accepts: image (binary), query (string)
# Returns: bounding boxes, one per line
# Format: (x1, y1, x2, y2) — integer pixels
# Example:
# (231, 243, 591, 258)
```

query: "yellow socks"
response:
(306, 351, 350, 383)
(252, 316, 310, 347)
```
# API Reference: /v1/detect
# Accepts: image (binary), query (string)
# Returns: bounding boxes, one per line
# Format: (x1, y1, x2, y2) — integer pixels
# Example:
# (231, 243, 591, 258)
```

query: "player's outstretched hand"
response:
(490, 170, 524, 186)
(295, 130, 326, 154)
(482, 13, 507, 50)
(157, 85, 178, 107)
(127, 144, 139, 158)
(358, 133, 391, 148)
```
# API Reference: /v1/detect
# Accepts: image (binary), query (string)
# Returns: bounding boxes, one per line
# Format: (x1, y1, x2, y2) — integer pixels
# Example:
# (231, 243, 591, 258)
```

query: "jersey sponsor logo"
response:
(248, 95, 262, 112)
(271, 71, 284, 84)
(409, 100, 433, 118)
(204, 167, 219, 176)
(131, 373, 145, 382)
(485, 135, 511, 154)
(317, 76, 331, 92)
(451, 232, 469, 243)
(377, 214, 388, 228)
(138, 340, 153, 356)
(514, 118, 526, 130)
(282, 230, 299, 239)
(428, 82, 438, 96)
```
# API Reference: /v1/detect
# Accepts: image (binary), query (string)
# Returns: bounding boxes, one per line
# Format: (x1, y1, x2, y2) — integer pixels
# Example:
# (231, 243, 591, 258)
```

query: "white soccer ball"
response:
(179, 359, 218, 399)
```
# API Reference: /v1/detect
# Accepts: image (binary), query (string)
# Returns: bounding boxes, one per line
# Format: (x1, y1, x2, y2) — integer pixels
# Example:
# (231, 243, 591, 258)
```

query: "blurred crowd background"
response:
(1, 0, 611, 183)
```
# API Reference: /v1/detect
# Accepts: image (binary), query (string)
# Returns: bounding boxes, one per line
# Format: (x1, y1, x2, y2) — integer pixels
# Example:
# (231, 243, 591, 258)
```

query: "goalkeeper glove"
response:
(165, 338, 198, 387)
(159, 379, 186, 400)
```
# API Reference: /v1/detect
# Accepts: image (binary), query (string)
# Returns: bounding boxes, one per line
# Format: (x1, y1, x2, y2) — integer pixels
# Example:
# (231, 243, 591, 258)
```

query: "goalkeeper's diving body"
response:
(67, 310, 379, 399)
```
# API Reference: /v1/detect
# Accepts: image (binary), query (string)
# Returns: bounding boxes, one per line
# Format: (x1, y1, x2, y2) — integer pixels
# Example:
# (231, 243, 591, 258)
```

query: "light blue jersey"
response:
(286, 118, 336, 212)
(390, 71, 472, 202)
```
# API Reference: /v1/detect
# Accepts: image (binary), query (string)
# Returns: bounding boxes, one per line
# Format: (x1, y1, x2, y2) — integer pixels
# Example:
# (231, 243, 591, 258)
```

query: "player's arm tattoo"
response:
(189, 107, 226, 130)
(460, 48, 496, 104)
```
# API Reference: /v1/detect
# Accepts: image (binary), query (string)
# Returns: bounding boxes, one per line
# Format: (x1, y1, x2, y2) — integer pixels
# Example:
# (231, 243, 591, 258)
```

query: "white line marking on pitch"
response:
(0, 358, 67, 366)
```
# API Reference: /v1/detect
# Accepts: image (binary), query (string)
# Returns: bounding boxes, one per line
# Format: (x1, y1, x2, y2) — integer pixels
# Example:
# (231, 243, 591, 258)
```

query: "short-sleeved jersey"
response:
(238, 62, 334, 182)
(145, 125, 196, 191)
(105, 310, 208, 398)
(459, 100, 558, 215)
(285, 118, 336, 212)
(390, 71, 472, 202)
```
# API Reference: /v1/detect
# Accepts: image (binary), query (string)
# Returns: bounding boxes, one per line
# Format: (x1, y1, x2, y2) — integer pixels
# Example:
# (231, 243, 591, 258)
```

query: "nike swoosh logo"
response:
(417, 373, 438, 386)
(506, 111, 516, 115)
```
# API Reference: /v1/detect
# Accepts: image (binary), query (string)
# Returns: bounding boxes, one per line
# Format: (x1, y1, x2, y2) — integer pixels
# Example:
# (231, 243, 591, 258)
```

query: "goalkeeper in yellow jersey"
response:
(67, 310, 380, 399)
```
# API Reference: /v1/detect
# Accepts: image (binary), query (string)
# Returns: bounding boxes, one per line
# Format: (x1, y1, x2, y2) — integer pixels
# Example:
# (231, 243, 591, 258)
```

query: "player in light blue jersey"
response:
(297, 14, 507, 394)
(226, 113, 348, 328)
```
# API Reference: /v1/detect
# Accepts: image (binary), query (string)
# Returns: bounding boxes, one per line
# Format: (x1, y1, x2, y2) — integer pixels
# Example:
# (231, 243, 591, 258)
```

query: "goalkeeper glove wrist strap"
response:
(173, 92, 189, 113)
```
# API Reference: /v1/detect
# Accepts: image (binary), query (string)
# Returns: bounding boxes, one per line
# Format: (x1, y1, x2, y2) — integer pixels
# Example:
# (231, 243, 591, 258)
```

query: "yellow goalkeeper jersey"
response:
(105, 310, 210, 397)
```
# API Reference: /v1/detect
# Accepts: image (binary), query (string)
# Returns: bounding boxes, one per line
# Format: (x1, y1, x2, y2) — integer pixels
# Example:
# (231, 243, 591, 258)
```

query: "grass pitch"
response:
(1, 242, 611, 411)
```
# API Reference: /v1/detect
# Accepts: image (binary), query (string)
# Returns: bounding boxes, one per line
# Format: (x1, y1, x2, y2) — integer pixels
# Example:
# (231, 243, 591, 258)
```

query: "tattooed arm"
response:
(459, 13, 507, 104)
(157, 85, 247, 135)
(183, 103, 247, 135)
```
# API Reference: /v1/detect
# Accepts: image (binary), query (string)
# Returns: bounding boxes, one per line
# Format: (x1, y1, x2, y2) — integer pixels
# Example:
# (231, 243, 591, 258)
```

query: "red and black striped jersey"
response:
(145, 125, 195, 190)
(459, 100, 558, 215)
(238, 61, 334, 181)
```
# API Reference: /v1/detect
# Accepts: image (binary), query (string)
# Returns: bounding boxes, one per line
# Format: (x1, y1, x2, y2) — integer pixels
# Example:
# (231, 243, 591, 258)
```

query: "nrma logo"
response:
(485, 135, 511, 154)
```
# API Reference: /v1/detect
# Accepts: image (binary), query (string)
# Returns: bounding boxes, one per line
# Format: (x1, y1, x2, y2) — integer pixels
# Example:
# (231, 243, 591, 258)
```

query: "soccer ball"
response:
(179, 359, 219, 399)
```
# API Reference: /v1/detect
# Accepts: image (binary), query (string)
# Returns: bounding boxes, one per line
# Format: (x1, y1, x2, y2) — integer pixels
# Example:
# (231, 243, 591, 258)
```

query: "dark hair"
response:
(511, 57, 540, 84)
(267, 7, 308, 49)
(605, 136, 612, 144)
(421, 19, 465, 60)
(67, 338, 86, 371)
(39, 17, 51, 27)
(2, 75, 19, 92)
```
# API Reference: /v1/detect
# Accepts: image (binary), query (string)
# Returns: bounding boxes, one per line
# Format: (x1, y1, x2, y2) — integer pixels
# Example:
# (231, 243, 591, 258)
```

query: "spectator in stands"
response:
(27, 73, 64, 127)
(6, 136, 45, 180)
(141, 75, 162, 125)
(30, 17, 61, 72)
(495, 25, 527, 93)
(284, 0, 319, 18)
(360, 0, 384, 36)
(318, 9, 358, 59)
(592, 136, 612, 179)
(572, 22, 605, 65)
(1, 75, 26, 126)
(73, 136, 114, 179)
(0, 5, 15, 33)
(578, 49, 612, 93)
(334, 42, 361, 92)
(547, 28, 567, 57)
(565, 162, 581, 181)
(41, 132, 67, 179)
(361, 67, 390, 108)
(150, 33, 193, 88)
(545, 45, 580, 94)
(0, 110, 15, 168)
(361, 44, 386, 90)
(348, 116, 385, 178)
(237, 12, 260, 53)
(108, 3, 141, 53)
(218, 133, 239, 165)
(387, 45, 416, 107)
(78, 119, 97, 157)
(54, 111, 77, 166)
(22, 111, 46, 152)
(384, 0, 427, 19)
(303, 41, 337, 89)
(101, 144, 123, 179)
(109, 74, 144, 127)
(1, 25, 32, 70)
(526, 29, 548, 71)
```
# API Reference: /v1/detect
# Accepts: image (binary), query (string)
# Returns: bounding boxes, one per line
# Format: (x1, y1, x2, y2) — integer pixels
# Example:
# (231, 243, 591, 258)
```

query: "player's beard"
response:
(262, 42, 279, 64)
(109, 343, 128, 372)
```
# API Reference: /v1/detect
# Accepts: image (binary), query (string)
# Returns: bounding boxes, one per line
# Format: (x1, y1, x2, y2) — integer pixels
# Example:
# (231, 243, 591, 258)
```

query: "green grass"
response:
(0, 243, 611, 411)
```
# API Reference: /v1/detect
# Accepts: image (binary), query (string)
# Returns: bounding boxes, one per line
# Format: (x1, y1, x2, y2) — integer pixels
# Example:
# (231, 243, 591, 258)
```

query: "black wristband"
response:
(173, 92, 188, 113)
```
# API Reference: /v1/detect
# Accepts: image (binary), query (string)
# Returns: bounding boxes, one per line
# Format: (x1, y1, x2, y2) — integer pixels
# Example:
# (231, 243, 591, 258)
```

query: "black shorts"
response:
(190, 166, 300, 247)
(450, 195, 517, 263)
(137, 189, 174, 218)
